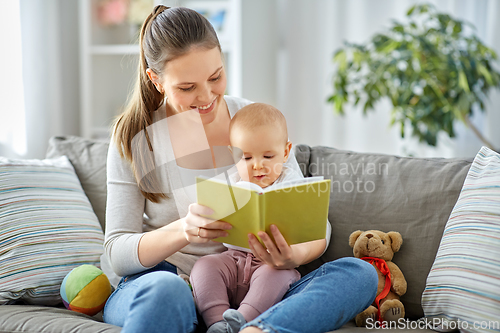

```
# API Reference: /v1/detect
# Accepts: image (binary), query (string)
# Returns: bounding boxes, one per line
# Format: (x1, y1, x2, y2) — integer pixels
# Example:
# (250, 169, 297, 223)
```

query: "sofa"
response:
(0, 135, 477, 332)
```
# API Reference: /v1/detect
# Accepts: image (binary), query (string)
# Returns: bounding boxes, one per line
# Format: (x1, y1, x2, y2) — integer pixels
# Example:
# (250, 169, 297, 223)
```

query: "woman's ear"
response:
(283, 141, 293, 162)
(146, 68, 164, 93)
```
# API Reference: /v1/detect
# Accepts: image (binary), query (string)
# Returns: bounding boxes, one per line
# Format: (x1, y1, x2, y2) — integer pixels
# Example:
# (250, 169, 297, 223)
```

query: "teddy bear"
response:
(349, 230, 407, 327)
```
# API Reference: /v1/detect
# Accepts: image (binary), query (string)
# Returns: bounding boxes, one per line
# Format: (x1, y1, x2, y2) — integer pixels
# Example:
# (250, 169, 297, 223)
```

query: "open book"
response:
(196, 175, 331, 249)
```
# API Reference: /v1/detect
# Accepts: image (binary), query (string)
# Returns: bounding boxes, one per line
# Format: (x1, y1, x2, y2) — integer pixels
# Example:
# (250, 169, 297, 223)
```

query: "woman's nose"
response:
(198, 85, 212, 104)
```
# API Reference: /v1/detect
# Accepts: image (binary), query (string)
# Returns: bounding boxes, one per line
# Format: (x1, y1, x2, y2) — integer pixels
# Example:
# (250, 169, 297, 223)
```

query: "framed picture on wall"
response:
(183, 1, 231, 43)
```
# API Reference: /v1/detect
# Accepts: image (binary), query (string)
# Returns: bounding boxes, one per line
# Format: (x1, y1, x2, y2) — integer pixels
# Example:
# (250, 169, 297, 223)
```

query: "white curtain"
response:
(275, 0, 500, 158)
(0, 1, 26, 158)
(0, 0, 80, 159)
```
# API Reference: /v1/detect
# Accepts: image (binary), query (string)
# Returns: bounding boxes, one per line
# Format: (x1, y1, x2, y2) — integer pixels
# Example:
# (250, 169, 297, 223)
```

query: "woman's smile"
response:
(191, 97, 217, 114)
(156, 47, 227, 124)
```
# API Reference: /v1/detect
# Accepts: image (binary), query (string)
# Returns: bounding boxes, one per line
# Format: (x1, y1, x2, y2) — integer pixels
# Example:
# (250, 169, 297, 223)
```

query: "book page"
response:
(196, 177, 331, 248)
(263, 179, 330, 245)
(196, 176, 238, 221)
(196, 175, 261, 209)
(196, 176, 262, 249)
(264, 176, 324, 192)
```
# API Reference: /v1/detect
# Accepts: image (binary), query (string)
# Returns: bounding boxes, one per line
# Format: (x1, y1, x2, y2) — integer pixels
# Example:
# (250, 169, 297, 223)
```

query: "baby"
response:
(189, 103, 303, 333)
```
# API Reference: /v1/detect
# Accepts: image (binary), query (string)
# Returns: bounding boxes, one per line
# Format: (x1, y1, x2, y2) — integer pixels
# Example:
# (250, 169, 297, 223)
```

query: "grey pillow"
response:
(295, 145, 472, 320)
(0, 305, 120, 332)
(46, 136, 109, 232)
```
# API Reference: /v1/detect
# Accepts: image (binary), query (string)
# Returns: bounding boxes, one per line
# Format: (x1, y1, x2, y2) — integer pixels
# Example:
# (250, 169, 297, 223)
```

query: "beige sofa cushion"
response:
(46, 136, 109, 232)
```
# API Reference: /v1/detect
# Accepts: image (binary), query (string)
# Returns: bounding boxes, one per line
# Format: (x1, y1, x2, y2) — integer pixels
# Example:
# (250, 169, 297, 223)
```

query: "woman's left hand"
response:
(248, 224, 299, 270)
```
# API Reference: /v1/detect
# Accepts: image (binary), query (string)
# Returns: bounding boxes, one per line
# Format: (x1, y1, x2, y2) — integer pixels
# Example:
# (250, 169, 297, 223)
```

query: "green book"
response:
(196, 176, 331, 249)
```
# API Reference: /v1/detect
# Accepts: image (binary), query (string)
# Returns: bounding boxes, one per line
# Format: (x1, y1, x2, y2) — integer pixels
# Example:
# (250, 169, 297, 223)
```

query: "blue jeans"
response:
(103, 261, 198, 333)
(104, 257, 377, 333)
(242, 257, 378, 333)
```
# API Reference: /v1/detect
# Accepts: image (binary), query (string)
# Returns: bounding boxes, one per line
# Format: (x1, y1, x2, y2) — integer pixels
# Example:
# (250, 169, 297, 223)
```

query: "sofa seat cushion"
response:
(0, 305, 120, 333)
(295, 145, 472, 320)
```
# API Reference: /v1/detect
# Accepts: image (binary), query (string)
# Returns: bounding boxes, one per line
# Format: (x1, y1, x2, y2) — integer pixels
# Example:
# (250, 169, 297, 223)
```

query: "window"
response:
(0, 0, 26, 156)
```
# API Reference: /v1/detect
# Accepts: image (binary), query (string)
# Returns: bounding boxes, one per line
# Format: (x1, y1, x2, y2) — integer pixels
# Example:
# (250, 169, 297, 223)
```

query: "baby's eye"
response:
(244, 156, 251, 160)
(264, 155, 274, 159)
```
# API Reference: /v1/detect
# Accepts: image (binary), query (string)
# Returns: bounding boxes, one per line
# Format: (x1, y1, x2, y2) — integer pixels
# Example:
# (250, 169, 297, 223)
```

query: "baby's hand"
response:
(248, 224, 299, 270)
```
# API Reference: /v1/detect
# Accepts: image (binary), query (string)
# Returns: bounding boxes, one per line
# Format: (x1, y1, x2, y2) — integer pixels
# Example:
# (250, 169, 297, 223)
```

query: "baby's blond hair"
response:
(229, 103, 288, 144)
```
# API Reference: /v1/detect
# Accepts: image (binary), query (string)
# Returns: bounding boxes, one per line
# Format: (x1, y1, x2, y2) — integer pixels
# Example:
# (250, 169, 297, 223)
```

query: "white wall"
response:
(240, 0, 500, 158)
(6, 0, 499, 159)
(239, 0, 279, 105)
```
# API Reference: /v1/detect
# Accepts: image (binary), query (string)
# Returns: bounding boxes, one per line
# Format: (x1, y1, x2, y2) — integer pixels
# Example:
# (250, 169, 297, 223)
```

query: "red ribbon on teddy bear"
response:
(361, 256, 391, 325)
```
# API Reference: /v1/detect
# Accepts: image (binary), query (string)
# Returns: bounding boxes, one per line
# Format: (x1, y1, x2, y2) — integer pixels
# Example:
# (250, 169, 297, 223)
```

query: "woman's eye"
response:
(210, 74, 222, 82)
(179, 86, 194, 92)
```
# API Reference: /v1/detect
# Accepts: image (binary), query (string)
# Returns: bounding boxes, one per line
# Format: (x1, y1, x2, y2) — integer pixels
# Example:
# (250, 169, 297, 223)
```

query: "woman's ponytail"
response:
(112, 5, 220, 202)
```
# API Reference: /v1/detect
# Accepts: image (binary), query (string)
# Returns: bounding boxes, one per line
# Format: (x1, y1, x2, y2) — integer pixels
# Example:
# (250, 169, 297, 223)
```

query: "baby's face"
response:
(230, 124, 290, 188)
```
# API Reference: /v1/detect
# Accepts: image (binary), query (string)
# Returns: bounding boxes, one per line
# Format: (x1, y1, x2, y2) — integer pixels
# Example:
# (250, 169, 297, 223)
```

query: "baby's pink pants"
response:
(190, 249, 300, 327)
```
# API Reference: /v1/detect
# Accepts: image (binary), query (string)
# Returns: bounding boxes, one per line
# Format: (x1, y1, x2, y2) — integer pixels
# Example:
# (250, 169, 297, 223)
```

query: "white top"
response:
(104, 95, 330, 277)
(177, 164, 236, 204)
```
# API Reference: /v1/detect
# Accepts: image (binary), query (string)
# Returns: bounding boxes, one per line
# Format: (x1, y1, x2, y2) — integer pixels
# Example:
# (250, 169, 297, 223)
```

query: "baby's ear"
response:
(284, 141, 293, 162)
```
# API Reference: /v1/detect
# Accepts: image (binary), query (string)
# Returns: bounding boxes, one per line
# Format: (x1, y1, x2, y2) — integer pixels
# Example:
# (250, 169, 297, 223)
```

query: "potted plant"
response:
(328, 3, 500, 149)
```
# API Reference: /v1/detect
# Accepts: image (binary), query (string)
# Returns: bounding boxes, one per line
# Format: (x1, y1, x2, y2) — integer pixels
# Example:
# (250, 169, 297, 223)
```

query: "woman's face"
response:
(151, 46, 227, 125)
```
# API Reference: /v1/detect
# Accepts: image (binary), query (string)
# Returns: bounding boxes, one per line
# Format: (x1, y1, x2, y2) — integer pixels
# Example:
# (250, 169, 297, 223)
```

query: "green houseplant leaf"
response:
(327, 3, 500, 149)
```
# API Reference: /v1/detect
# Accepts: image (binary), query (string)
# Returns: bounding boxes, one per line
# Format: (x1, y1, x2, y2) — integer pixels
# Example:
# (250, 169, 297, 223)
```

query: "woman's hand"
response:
(137, 204, 231, 268)
(183, 203, 232, 243)
(248, 224, 327, 270)
(248, 224, 299, 270)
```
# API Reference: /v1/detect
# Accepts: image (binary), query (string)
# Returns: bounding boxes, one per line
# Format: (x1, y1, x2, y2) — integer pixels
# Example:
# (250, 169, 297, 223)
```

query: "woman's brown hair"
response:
(112, 5, 221, 202)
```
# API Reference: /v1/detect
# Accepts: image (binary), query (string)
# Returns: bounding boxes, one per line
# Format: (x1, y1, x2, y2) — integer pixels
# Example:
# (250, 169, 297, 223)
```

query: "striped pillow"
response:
(422, 146, 500, 332)
(0, 156, 104, 305)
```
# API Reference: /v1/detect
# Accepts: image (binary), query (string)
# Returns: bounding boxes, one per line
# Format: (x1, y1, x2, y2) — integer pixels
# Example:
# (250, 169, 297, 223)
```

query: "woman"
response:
(103, 5, 377, 333)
